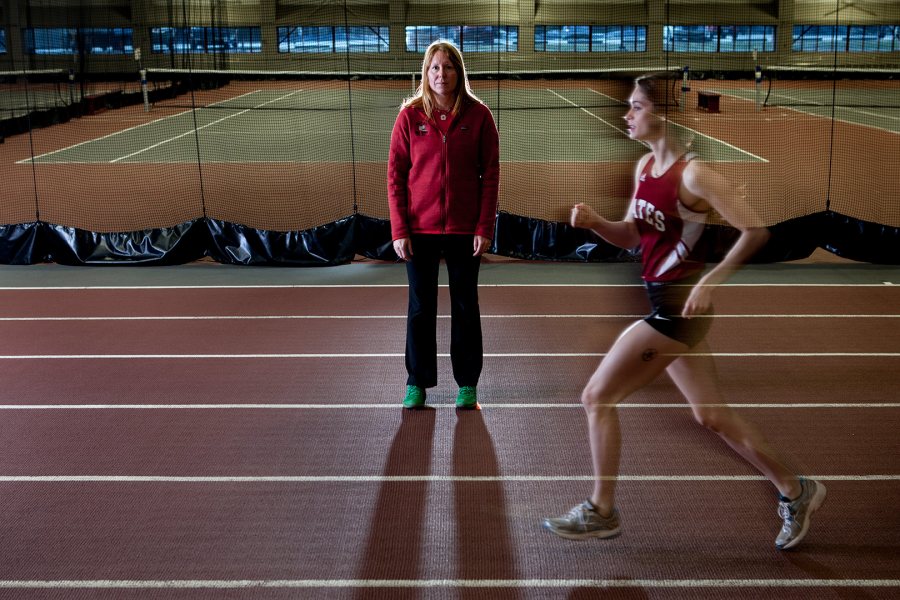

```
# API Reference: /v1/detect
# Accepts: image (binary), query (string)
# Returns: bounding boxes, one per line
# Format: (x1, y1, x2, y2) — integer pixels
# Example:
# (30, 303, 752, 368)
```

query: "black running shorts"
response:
(643, 275, 713, 348)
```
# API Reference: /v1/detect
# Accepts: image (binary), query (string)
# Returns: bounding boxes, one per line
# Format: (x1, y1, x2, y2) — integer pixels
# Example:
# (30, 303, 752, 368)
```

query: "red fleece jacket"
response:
(387, 100, 500, 240)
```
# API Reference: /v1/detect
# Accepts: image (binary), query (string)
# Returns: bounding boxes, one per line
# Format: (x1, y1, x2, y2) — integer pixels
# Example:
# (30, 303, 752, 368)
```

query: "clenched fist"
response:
(570, 203, 599, 229)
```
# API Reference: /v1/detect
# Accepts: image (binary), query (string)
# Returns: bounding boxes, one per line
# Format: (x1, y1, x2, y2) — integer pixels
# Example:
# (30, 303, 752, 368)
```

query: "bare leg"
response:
(580, 321, 688, 515)
(665, 340, 801, 499)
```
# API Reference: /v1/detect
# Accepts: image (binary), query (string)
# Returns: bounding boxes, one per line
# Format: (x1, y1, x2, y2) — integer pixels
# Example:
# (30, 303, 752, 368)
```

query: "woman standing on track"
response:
(542, 73, 825, 550)
(388, 40, 500, 410)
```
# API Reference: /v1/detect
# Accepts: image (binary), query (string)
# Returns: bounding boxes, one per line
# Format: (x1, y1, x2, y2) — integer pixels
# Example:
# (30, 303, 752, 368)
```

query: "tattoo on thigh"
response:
(641, 348, 658, 362)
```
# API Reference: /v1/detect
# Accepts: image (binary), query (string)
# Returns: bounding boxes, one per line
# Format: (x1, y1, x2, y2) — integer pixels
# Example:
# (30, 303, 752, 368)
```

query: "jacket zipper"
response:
(440, 132, 447, 234)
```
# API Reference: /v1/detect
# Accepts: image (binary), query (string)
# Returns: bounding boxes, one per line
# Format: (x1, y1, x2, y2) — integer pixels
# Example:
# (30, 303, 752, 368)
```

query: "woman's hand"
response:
(682, 282, 714, 318)
(570, 203, 599, 229)
(473, 235, 491, 257)
(393, 238, 412, 261)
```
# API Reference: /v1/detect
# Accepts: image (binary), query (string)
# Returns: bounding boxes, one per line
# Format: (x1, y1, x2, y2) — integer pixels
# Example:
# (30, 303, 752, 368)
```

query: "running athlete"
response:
(542, 73, 825, 550)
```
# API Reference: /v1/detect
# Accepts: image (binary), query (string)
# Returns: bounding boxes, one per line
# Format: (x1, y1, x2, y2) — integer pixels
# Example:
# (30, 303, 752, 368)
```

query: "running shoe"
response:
(775, 477, 827, 550)
(542, 501, 622, 540)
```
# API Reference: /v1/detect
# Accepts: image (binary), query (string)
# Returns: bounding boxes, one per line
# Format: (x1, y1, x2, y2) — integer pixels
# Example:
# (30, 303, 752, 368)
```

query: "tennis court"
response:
(19, 82, 765, 165)
(11, 72, 890, 240)
(706, 78, 900, 134)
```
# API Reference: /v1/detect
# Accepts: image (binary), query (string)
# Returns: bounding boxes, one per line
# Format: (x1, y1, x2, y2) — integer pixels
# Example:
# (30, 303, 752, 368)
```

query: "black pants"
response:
(405, 234, 483, 389)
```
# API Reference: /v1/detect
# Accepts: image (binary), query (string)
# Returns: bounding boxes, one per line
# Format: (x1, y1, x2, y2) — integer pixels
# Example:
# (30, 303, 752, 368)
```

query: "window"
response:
(277, 26, 333, 52)
(405, 25, 518, 52)
(278, 26, 389, 53)
(24, 28, 77, 55)
(718, 25, 775, 52)
(405, 26, 462, 52)
(152, 27, 201, 54)
(336, 26, 389, 53)
(461, 26, 518, 52)
(819, 26, 844, 52)
(591, 25, 646, 52)
(880, 25, 900, 51)
(82, 28, 134, 55)
(664, 25, 774, 52)
(0, 29, 6, 54)
(793, 25, 850, 52)
(535, 25, 589, 52)
(23, 27, 133, 55)
(151, 26, 260, 54)
(536, 25, 645, 52)
(848, 25, 878, 51)
(848, 25, 899, 52)
(209, 27, 261, 53)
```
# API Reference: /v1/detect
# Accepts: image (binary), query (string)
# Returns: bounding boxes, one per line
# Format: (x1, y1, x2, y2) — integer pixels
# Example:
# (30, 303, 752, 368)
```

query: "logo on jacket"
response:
(416, 122, 428, 135)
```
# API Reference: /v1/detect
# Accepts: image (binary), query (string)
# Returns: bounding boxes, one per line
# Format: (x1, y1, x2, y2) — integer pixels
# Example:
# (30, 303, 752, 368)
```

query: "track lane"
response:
(0, 407, 896, 477)
(1, 357, 898, 405)
(0, 316, 897, 355)
(0, 479, 897, 588)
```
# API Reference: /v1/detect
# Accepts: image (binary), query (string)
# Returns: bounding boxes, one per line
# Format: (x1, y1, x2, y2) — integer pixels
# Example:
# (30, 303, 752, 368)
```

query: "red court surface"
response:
(0, 258, 898, 599)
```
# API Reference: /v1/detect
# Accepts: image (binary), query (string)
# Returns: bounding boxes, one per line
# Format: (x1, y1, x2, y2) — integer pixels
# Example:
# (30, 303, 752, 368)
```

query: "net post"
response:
(680, 65, 690, 112)
(68, 67, 75, 105)
(753, 50, 761, 111)
(135, 48, 149, 112)
(140, 69, 149, 112)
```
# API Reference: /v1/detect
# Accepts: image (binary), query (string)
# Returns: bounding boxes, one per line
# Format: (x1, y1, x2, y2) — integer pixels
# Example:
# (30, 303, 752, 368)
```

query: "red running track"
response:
(0, 279, 898, 599)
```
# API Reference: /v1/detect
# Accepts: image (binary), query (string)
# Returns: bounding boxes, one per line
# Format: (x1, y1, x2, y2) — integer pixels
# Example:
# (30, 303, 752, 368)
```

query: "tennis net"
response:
(0, 69, 75, 117)
(761, 65, 900, 109)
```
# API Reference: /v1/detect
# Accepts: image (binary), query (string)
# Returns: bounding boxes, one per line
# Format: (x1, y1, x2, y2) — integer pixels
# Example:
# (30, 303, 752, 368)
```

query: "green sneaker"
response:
(402, 385, 426, 409)
(455, 386, 478, 409)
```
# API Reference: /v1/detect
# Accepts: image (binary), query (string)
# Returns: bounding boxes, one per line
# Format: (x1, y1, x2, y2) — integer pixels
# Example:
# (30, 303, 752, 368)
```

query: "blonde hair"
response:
(634, 72, 679, 112)
(403, 40, 481, 118)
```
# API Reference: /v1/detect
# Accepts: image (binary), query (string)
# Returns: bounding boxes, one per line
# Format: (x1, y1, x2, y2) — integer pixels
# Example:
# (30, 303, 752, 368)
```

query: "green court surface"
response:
(23, 85, 762, 165)
(711, 84, 900, 134)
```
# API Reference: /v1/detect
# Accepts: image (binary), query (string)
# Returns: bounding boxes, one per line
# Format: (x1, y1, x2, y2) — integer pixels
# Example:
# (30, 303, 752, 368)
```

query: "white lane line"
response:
(545, 89, 624, 133)
(0, 352, 897, 360)
(0, 579, 896, 589)
(17, 90, 264, 164)
(110, 89, 305, 163)
(1, 403, 897, 410)
(0, 283, 895, 290)
(586, 87, 770, 162)
(0, 475, 897, 482)
(0, 314, 896, 322)
(678, 352, 900, 358)
(770, 91, 900, 136)
(0, 353, 407, 359)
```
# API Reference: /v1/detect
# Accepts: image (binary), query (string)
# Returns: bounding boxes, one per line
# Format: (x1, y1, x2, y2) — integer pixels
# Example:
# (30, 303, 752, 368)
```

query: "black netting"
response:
(1, 1, 898, 264)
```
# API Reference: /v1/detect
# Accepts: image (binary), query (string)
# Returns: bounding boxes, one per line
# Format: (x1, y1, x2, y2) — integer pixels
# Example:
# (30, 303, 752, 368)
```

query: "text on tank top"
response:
(630, 152, 708, 282)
